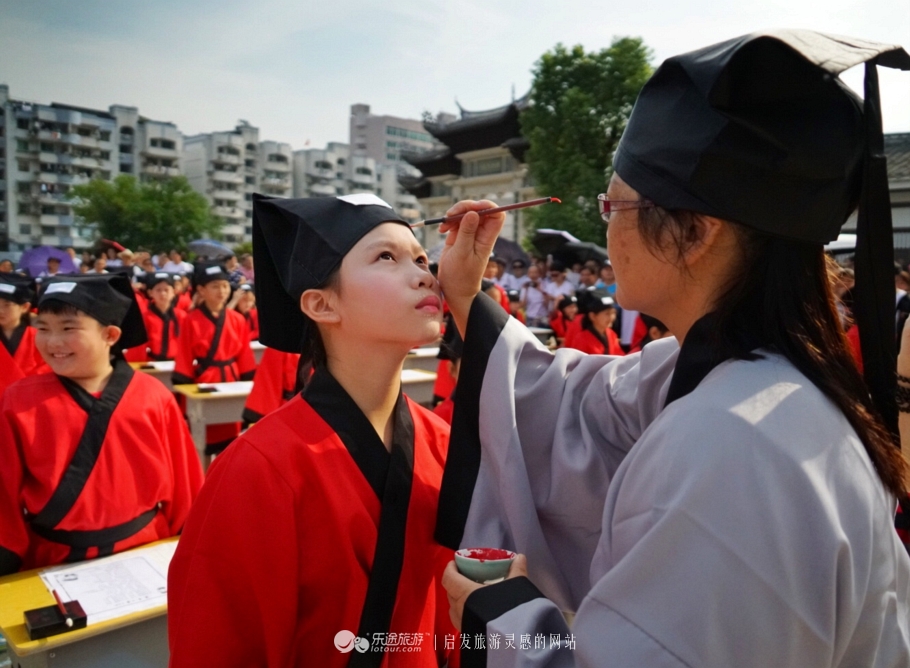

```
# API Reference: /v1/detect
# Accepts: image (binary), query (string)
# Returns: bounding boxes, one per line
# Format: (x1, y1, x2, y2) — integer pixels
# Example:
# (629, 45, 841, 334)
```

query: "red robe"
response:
(549, 312, 575, 340)
(563, 316, 584, 348)
(238, 307, 260, 341)
(168, 368, 458, 667)
(174, 292, 193, 312)
(568, 327, 625, 356)
(432, 396, 454, 425)
(172, 305, 257, 451)
(0, 364, 204, 574)
(0, 344, 24, 397)
(124, 304, 188, 363)
(2, 323, 49, 376)
(242, 347, 301, 424)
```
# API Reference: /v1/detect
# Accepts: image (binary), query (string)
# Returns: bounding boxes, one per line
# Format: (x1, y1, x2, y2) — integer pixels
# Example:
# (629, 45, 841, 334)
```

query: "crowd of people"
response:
(1, 29, 910, 668)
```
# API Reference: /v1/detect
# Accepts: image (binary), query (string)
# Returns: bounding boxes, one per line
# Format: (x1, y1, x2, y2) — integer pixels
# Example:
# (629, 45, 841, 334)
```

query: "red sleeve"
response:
(123, 346, 148, 363)
(0, 346, 24, 398)
(432, 398, 455, 425)
(846, 325, 863, 374)
(497, 286, 510, 313)
(168, 440, 301, 667)
(0, 391, 28, 574)
(607, 328, 625, 356)
(563, 317, 583, 348)
(172, 314, 198, 384)
(158, 389, 204, 534)
(235, 321, 257, 380)
(249, 309, 260, 341)
(243, 348, 285, 422)
(550, 313, 566, 338)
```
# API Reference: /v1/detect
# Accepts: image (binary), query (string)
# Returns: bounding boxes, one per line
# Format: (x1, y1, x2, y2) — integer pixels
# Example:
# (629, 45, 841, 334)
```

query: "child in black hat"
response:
(171, 262, 256, 457)
(169, 194, 459, 667)
(130, 272, 187, 362)
(0, 275, 203, 574)
(0, 273, 47, 376)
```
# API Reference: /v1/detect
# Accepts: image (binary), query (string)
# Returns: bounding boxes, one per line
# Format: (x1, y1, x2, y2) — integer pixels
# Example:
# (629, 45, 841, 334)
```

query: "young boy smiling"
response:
(0, 275, 203, 574)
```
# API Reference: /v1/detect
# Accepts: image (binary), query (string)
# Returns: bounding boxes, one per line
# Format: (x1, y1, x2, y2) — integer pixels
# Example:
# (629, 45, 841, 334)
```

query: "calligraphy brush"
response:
(410, 197, 561, 229)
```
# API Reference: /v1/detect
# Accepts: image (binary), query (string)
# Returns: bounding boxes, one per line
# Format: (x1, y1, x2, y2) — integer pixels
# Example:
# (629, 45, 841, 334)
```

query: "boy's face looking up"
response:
(197, 280, 231, 312)
(34, 308, 121, 379)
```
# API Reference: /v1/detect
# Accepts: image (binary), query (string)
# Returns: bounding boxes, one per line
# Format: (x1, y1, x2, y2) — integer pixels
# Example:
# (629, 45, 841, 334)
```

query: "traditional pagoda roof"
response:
(402, 93, 531, 187)
(398, 174, 431, 199)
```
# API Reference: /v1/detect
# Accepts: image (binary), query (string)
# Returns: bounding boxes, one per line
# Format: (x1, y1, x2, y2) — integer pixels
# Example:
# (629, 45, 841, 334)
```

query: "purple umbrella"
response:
(18, 246, 77, 278)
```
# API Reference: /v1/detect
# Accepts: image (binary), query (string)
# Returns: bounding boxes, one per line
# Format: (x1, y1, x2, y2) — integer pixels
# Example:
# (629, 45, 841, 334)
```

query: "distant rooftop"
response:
(887, 133, 910, 181)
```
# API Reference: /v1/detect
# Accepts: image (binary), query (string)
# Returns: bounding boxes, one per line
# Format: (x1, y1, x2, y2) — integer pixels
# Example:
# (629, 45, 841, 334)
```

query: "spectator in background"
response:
(507, 289, 526, 324)
(66, 247, 81, 270)
(162, 250, 193, 275)
(631, 314, 672, 352)
(81, 251, 93, 269)
(224, 254, 245, 287)
(596, 260, 617, 296)
(578, 264, 598, 289)
(39, 257, 63, 278)
(0, 260, 14, 273)
(105, 247, 123, 268)
(520, 264, 550, 328)
(87, 256, 108, 274)
(543, 260, 575, 314)
(238, 253, 255, 282)
(550, 295, 579, 346)
(119, 250, 143, 278)
(566, 262, 583, 288)
(490, 257, 508, 287)
(501, 259, 530, 291)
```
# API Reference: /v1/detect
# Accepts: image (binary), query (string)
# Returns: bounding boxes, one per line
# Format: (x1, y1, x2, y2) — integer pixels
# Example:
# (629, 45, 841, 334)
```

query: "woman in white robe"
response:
(435, 30, 910, 667)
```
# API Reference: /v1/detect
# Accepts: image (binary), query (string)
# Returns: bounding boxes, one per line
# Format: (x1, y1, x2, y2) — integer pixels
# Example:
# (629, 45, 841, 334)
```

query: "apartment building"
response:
(0, 84, 185, 252)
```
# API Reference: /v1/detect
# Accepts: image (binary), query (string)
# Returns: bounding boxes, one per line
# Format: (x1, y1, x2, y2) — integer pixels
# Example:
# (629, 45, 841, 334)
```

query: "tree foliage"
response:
(68, 175, 221, 251)
(521, 38, 652, 244)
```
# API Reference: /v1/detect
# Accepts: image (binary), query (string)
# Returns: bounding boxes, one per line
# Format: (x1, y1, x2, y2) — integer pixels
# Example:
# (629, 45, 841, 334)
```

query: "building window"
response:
(19, 224, 31, 234)
(245, 226, 253, 235)
(315, 160, 333, 170)
(120, 163, 132, 173)
(17, 160, 30, 172)
(99, 131, 111, 141)
(244, 193, 252, 201)
(17, 119, 30, 130)
(355, 167, 372, 176)
(16, 140, 29, 152)
(246, 210, 252, 218)
(17, 182, 31, 194)
(41, 226, 55, 236)
(245, 176, 255, 185)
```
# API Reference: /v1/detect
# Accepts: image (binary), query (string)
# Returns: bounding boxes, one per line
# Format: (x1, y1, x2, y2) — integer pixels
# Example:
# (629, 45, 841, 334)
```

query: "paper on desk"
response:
(146, 360, 175, 372)
(39, 541, 177, 625)
(407, 347, 439, 358)
(196, 381, 254, 394)
(401, 369, 434, 382)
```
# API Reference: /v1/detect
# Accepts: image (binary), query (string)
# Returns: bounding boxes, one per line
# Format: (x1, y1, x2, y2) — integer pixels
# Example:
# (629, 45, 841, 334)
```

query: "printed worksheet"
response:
(39, 541, 177, 625)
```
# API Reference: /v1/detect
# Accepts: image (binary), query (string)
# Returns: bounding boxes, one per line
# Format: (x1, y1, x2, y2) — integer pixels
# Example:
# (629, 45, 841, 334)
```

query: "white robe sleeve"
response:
(436, 293, 679, 612)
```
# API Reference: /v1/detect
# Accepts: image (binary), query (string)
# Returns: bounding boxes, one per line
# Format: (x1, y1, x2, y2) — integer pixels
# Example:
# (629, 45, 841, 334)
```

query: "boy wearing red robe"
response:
(126, 272, 187, 362)
(241, 346, 301, 424)
(168, 194, 461, 666)
(0, 274, 49, 376)
(171, 262, 256, 456)
(0, 274, 204, 574)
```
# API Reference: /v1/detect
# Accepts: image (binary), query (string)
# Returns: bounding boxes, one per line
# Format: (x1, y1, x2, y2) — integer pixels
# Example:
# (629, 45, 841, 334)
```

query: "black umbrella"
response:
(530, 229, 581, 257)
(554, 241, 609, 265)
(493, 237, 530, 267)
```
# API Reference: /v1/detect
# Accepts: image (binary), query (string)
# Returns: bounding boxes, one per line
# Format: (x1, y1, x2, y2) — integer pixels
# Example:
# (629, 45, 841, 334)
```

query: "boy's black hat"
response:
(253, 193, 409, 353)
(145, 271, 177, 289)
(192, 262, 231, 287)
(0, 273, 36, 305)
(38, 275, 147, 348)
(613, 29, 909, 433)
(585, 292, 616, 314)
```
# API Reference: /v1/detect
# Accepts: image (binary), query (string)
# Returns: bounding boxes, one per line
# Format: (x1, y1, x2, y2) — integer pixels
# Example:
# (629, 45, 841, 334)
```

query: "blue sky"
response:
(1, 0, 907, 150)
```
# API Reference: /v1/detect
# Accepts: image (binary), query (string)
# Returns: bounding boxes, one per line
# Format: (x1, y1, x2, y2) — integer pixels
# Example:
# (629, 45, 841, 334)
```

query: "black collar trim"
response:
(0, 323, 27, 357)
(303, 366, 404, 499)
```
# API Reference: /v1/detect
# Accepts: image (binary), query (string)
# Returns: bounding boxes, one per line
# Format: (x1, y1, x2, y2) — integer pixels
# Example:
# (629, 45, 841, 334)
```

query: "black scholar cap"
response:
(253, 193, 409, 353)
(614, 29, 909, 435)
(192, 261, 231, 288)
(0, 273, 36, 305)
(38, 275, 147, 349)
(145, 271, 177, 289)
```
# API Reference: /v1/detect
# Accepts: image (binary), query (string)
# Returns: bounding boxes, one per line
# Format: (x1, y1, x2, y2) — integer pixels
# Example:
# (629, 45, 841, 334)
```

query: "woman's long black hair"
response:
(638, 207, 908, 498)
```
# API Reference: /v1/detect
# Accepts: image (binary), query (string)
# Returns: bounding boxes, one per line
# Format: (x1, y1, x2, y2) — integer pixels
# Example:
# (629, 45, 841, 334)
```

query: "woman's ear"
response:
(681, 214, 727, 267)
(300, 289, 341, 325)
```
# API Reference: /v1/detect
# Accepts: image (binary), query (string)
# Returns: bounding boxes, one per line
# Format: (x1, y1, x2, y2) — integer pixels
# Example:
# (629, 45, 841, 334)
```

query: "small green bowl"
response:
(455, 548, 516, 583)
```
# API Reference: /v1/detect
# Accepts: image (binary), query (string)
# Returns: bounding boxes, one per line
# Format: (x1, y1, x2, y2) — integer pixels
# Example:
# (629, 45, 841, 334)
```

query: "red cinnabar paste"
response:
(462, 548, 514, 562)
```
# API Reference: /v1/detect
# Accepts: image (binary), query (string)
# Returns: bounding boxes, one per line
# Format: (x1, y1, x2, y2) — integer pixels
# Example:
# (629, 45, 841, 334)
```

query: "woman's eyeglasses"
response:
(597, 194, 655, 223)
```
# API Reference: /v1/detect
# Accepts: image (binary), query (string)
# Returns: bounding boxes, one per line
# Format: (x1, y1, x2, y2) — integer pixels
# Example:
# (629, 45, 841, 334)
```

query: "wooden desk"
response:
(404, 347, 440, 373)
(0, 539, 176, 668)
(173, 382, 252, 470)
(251, 340, 265, 365)
(401, 369, 437, 406)
(129, 361, 175, 392)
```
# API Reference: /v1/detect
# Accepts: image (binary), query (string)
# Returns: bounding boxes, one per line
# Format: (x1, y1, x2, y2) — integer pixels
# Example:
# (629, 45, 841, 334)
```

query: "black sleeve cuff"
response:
(171, 371, 195, 385)
(461, 576, 546, 667)
(241, 408, 264, 425)
(239, 370, 256, 381)
(435, 293, 510, 549)
(0, 545, 23, 576)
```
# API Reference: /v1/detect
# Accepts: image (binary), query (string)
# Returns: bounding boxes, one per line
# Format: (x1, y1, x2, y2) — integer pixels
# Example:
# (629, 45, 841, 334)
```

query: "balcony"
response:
(211, 189, 242, 201)
(309, 183, 336, 196)
(213, 205, 243, 219)
(213, 153, 241, 166)
(143, 144, 179, 159)
(220, 223, 245, 237)
(212, 170, 243, 184)
(260, 176, 290, 188)
(41, 214, 73, 227)
(38, 191, 70, 204)
(265, 160, 291, 172)
(142, 165, 180, 177)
